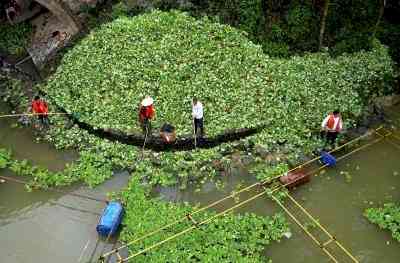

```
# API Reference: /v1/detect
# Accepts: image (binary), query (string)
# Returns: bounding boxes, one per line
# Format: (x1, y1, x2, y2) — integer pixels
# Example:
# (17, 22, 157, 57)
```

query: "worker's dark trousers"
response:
(194, 118, 204, 137)
(326, 131, 338, 145)
(38, 114, 49, 126)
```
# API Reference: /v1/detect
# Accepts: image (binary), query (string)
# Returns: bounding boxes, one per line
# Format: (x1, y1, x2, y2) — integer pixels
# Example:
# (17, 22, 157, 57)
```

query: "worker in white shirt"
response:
(321, 110, 343, 145)
(192, 97, 204, 138)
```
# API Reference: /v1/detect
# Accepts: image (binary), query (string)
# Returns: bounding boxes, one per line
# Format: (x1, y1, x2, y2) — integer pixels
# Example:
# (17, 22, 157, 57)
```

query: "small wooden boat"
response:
(279, 169, 311, 189)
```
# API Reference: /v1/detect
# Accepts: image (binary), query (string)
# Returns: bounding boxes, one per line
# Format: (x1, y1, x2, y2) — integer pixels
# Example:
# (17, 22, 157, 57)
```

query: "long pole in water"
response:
(192, 118, 197, 149)
(0, 175, 108, 203)
(0, 112, 69, 119)
(141, 122, 149, 160)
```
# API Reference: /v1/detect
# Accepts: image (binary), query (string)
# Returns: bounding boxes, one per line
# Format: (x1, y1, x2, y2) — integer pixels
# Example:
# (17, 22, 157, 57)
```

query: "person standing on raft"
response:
(139, 96, 155, 136)
(192, 97, 204, 139)
(321, 110, 343, 145)
(31, 95, 49, 126)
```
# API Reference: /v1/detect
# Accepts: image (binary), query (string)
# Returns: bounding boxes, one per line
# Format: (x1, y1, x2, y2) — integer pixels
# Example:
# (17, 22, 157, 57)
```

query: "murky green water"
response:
(154, 105, 400, 262)
(0, 103, 130, 263)
(155, 135, 400, 263)
(0, 103, 77, 171)
(1, 101, 399, 262)
(0, 169, 130, 263)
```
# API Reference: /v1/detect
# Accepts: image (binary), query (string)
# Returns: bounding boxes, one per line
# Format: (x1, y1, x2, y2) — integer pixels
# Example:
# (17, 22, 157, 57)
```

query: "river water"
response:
(0, 103, 130, 263)
(0, 102, 399, 262)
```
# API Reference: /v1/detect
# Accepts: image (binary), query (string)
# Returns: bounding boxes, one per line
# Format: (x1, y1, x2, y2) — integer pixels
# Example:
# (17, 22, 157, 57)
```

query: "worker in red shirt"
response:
(31, 95, 49, 126)
(138, 96, 155, 135)
(321, 110, 343, 145)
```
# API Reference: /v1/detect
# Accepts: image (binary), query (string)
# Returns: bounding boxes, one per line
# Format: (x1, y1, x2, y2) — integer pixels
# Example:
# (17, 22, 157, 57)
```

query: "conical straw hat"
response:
(141, 96, 154, 106)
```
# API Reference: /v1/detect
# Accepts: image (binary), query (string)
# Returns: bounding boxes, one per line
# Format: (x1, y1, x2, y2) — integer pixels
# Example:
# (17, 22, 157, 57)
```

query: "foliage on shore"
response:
(119, 177, 290, 262)
(0, 22, 32, 56)
(365, 203, 400, 242)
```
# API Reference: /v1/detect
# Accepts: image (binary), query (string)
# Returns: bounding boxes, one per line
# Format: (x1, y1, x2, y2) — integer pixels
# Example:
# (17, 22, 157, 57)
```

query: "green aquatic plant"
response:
(3, 10, 395, 190)
(0, 148, 12, 169)
(0, 22, 32, 56)
(42, 10, 393, 144)
(0, 145, 115, 189)
(251, 162, 289, 181)
(119, 176, 290, 262)
(365, 203, 400, 242)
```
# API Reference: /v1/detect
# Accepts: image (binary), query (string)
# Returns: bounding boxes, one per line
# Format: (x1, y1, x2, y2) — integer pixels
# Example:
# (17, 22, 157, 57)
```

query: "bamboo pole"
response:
(122, 190, 268, 261)
(272, 196, 340, 263)
(192, 118, 197, 149)
(113, 131, 378, 262)
(101, 128, 383, 260)
(286, 194, 359, 262)
(0, 175, 108, 203)
(0, 112, 69, 119)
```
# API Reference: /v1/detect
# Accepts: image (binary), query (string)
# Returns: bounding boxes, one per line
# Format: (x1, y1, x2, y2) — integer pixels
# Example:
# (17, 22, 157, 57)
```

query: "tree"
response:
(373, 0, 386, 37)
(318, 0, 330, 50)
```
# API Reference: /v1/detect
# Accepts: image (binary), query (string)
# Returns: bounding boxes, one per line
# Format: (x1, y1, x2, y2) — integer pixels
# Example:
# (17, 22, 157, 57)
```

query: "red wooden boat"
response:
(279, 169, 311, 189)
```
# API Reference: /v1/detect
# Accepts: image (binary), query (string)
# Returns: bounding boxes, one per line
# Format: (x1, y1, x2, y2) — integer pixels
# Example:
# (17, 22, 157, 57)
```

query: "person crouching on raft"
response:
(321, 110, 343, 145)
(139, 96, 155, 135)
(160, 123, 176, 144)
(31, 95, 49, 126)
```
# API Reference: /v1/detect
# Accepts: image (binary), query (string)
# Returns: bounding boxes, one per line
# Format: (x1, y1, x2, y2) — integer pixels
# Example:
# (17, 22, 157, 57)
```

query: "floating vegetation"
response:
(365, 203, 400, 242)
(119, 177, 290, 262)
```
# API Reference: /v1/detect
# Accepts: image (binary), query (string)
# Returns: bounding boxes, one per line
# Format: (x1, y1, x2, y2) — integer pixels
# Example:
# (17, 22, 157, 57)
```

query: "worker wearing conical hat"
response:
(321, 110, 343, 145)
(139, 96, 155, 135)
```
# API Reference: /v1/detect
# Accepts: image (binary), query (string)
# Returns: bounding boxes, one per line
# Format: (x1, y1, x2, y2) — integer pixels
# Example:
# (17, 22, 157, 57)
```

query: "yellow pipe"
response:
(272, 196, 340, 263)
(122, 190, 269, 261)
(390, 133, 400, 142)
(122, 225, 197, 261)
(385, 139, 400, 150)
(102, 128, 383, 260)
(322, 247, 340, 263)
(287, 194, 334, 238)
(323, 239, 334, 247)
(334, 239, 360, 263)
(336, 137, 384, 161)
(286, 194, 359, 263)
(272, 196, 322, 246)
(100, 216, 187, 258)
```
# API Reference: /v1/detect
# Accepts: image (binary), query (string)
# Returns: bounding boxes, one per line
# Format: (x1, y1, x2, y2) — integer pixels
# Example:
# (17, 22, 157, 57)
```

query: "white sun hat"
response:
(141, 96, 154, 107)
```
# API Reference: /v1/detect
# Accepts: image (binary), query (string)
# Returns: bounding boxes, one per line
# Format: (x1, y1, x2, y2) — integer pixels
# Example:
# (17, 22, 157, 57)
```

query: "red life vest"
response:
(326, 114, 341, 132)
(32, 100, 48, 114)
(139, 105, 155, 121)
